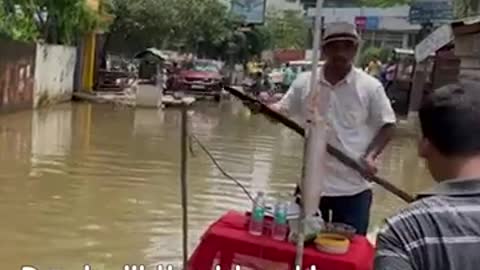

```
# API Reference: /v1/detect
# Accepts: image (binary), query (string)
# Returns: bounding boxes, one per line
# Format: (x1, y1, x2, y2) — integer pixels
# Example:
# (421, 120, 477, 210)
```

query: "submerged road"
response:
(0, 100, 432, 269)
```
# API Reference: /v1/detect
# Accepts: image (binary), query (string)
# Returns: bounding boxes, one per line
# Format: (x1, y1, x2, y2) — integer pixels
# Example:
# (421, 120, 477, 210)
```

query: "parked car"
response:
(169, 59, 223, 101)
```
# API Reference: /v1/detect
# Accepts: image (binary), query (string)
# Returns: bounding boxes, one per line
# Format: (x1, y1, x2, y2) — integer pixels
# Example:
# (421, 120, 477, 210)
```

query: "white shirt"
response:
(275, 66, 396, 196)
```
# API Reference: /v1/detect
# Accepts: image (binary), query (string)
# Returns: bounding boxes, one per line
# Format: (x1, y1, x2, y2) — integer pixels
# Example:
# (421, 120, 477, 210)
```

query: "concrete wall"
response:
(34, 43, 77, 108)
(0, 39, 36, 113)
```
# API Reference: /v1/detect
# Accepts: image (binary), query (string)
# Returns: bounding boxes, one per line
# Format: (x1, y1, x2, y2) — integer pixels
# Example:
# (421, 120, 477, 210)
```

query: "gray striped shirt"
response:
(375, 179, 480, 270)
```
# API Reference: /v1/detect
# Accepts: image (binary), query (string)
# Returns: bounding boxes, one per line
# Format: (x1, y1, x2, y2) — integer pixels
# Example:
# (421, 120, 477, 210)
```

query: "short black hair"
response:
(419, 79, 480, 156)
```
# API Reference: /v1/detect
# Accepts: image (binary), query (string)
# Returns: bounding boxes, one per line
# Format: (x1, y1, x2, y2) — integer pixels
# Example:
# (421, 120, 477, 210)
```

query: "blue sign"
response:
(409, 1, 453, 24)
(231, 0, 266, 24)
(365, 16, 379, 30)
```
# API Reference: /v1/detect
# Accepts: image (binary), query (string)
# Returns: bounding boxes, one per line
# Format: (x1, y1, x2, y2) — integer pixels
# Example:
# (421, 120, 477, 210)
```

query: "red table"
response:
(188, 211, 374, 270)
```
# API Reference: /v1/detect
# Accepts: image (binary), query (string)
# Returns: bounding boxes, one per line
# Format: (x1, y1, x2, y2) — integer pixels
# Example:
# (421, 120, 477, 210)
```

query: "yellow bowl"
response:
(314, 233, 350, 254)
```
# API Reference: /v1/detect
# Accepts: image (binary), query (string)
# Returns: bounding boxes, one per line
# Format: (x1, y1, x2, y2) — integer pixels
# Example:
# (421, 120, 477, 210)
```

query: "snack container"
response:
(314, 233, 350, 254)
(321, 222, 356, 240)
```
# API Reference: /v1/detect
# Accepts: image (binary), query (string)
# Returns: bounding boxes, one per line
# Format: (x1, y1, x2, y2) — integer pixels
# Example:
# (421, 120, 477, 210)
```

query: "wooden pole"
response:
(180, 104, 189, 268)
(224, 85, 415, 203)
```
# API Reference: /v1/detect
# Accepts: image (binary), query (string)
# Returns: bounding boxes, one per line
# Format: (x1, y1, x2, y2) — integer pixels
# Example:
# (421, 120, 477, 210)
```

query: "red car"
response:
(168, 59, 223, 101)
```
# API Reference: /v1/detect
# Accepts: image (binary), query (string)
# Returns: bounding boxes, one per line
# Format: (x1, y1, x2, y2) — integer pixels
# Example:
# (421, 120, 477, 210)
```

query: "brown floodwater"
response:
(0, 100, 432, 269)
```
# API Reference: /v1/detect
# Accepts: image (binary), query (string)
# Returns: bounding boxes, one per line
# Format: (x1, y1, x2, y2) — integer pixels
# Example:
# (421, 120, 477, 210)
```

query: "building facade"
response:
(306, 5, 420, 49)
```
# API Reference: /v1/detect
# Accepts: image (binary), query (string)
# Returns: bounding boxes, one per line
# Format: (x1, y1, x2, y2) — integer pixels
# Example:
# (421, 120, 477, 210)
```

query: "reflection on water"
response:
(0, 101, 432, 269)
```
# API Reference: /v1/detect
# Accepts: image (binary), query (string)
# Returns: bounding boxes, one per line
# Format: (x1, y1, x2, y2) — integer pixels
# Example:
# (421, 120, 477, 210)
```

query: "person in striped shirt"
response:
(375, 79, 480, 270)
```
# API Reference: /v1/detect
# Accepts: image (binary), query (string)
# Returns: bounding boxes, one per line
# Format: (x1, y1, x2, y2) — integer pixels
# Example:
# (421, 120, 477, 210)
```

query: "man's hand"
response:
(243, 100, 262, 114)
(243, 100, 282, 124)
(361, 123, 395, 177)
(268, 103, 282, 112)
(359, 154, 378, 177)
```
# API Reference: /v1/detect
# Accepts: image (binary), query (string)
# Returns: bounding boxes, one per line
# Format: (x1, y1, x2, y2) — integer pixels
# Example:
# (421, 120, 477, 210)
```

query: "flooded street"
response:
(0, 101, 432, 269)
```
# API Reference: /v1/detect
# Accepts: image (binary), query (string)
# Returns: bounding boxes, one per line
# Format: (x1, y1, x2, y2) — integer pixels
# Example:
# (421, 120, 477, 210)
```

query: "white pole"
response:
(309, 0, 324, 101)
(294, 0, 324, 268)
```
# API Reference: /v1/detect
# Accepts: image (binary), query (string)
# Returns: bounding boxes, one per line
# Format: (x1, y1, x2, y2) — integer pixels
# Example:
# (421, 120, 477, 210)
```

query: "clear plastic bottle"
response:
(272, 201, 288, 241)
(249, 191, 265, 236)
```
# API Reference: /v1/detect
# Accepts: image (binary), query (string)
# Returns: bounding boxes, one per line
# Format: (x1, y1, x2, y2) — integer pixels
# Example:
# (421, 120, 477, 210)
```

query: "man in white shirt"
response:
(269, 22, 396, 235)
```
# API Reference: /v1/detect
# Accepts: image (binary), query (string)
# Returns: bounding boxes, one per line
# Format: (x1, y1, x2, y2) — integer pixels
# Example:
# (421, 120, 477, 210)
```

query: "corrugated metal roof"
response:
(414, 24, 453, 62)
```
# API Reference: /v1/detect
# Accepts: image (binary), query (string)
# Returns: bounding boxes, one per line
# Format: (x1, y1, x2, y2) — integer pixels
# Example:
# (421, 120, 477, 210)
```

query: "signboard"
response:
(409, 1, 453, 24)
(365, 16, 379, 30)
(301, 0, 361, 8)
(415, 24, 453, 62)
(231, 0, 266, 24)
(355, 16, 367, 30)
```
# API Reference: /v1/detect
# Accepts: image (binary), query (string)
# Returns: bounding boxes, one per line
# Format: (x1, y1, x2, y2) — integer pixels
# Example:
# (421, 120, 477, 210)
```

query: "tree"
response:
(358, 45, 392, 67)
(259, 10, 308, 50)
(0, 0, 39, 41)
(171, 0, 233, 53)
(103, 0, 158, 55)
(104, 0, 311, 64)
(454, 0, 480, 18)
(104, 0, 237, 58)
(0, 0, 102, 45)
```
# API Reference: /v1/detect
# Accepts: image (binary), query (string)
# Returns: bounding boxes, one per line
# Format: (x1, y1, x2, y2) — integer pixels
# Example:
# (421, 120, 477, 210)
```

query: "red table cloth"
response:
(188, 211, 374, 270)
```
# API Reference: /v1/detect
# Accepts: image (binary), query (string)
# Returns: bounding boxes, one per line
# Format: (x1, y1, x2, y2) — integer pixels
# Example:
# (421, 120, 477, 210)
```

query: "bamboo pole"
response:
(295, 0, 325, 267)
(180, 104, 189, 269)
(224, 85, 414, 203)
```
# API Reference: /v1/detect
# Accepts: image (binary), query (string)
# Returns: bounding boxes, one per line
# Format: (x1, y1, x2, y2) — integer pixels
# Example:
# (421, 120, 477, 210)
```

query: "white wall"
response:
(34, 43, 77, 108)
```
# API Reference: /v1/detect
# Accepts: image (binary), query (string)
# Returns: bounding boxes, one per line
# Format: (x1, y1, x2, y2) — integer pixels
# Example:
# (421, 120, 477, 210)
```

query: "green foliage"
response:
(454, 0, 480, 18)
(0, 0, 39, 41)
(105, 0, 236, 57)
(360, 0, 410, 7)
(0, 0, 103, 45)
(105, 0, 308, 61)
(259, 10, 308, 49)
(358, 46, 392, 67)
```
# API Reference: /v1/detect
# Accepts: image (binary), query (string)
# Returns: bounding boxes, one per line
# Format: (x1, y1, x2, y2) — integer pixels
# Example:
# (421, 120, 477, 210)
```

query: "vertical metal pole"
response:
(180, 104, 189, 269)
(295, 0, 324, 268)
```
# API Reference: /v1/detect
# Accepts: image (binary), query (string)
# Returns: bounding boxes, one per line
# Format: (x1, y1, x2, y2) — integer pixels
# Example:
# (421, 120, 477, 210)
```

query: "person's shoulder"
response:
(383, 197, 434, 231)
(353, 67, 383, 87)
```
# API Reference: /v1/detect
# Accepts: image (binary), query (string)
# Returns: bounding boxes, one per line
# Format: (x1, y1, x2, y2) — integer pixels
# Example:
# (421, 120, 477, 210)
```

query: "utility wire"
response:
(189, 134, 255, 203)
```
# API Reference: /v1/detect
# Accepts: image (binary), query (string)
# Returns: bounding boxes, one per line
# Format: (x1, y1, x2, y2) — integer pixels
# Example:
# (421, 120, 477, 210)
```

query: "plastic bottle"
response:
(272, 201, 288, 241)
(249, 191, 265, 236)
